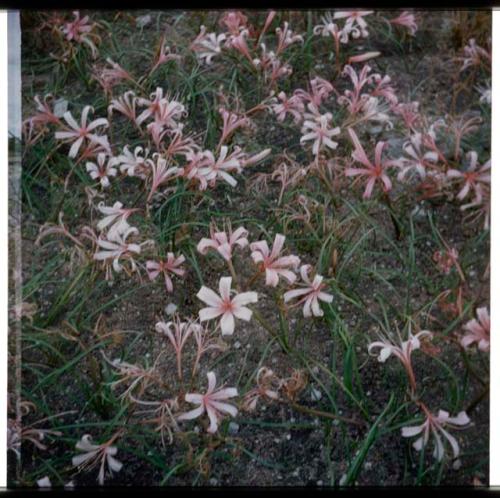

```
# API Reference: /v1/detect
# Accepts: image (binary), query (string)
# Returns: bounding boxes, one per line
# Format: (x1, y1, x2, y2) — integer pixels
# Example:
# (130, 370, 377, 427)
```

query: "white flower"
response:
(197, 276, 258, 335)
(402, 408, 470, 461)
(86, 153, 118, 188)
(300, 112, 340, 156)
(283, 264, 333, 317)
(177, 371, 238, 433)
(72, 434, 123, 485)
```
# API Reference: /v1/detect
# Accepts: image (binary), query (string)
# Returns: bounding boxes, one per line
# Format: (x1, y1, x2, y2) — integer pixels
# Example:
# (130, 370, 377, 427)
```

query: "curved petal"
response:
(217, 243, 232, 261)
(401, 425, 424, 438)
(69, 136, 84, 158)
(106, 454, 123, 473)
(197, 238, 218, 255)
(218, 277, 232, 301)
(177, 404, 205, 421)
(211, 387, 238, 400)
(197, 286, 223, 307)
(209, 400, 238, 417)
(205, 405, 219, 433)
(199, 307, 223, 322)
(220, 311, 235, 335)
(232, 305, 252, 321)
(283, 288, 311, 303)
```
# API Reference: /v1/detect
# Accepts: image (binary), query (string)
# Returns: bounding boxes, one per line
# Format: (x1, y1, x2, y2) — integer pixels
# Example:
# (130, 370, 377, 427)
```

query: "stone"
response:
(228, 422, 239, 435)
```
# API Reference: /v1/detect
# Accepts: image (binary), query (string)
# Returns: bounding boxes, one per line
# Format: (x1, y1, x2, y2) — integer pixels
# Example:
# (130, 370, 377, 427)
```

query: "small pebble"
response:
(311, 387, 322, 401)
(165, 303, 177, 315)
(136, 14, 152, 27)
(228, 422, 239, 435)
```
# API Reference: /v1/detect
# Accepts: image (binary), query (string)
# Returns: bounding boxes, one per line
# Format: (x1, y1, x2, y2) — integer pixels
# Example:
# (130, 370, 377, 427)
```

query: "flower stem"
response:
(279, 399, 365, 427)
(381, 191, 402, 240)
(252, 308, 289, 354)
(227, 258, 240, 292)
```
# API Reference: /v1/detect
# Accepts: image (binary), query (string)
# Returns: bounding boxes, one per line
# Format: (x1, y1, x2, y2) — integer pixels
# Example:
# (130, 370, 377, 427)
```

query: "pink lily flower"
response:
(218, 107, 250, 147)
(191, 323, 226, 376)
(396, 132, 439, 182)
(146, 253, 186, 293)
(197, 224, 249, 262)
(345, 127, 399, 199)
(146, 153, 184, 202)
(93, 225, 142, 275)
(116, 145, 150, 178)
(136, 87, 166, 126)
(294, 77, 335, 111)
(197, 276, 258, 335)
(62, 11, 93, 42)
(270, 91, 305, 124)
(250, 233, 300, 287)
(461, 306, 490, 352)
(55, 106, 109, 158)
(243, 367, 281, 412)
(389, 11, 418, 36)
(177, 371, 238, 433)
(370, 73, 398, 105)
(191, 26, 226, 65)
(86, 153, 118, 188)
(275, 22, 303, 56)
(459, 38, 491, 72)
(226, 29, 254, 63)
(401, 404, 470, 461)
(102, 353, 160, 401)
(156, 318, 196, 379)
(96, 201, 138, 234)
(460, 188, 490, 230)
(75, 137, 112, 165)
(93, 58, 134, 95)
(155, 97, 186, 131)
(30, 94, 62, 126)
(333, 10, 374, 38)
(314, 13, 350, 43)
(108, 91, 138, 122)
(337, 64, 374, 114)
(447, 151, 491, 203)
(300, 112, 340, 156)
(61, 11, 99, 58)
(72, 433, 123, 485)
(164, 131, 197, 159)
(219, 11, 248, 35)
(283, 264, 333, 317)
(204, 146, 245, 188)
(259, 49, 293, 85)
(149, 36, 181, 75)
(368, 329, 432, 392)
(147, 121, 169, 150)
(182, 150, 213, 190)
(391, 101, 421, 131)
